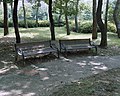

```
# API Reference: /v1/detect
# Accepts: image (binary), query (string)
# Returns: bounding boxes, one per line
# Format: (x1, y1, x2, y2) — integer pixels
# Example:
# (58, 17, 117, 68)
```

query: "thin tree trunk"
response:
(113, 0, 120, 38)
(75, 0, 79, 33)
(3, 1, 9, 36)
(58, 9, 62, 26)
(22, 0, 28, 28)
(96, 0, 107, 47)
(13, 0, 21, 43)
(49, 0, 55, 40)
(10, 1, 13, 26)
(36, 5, 39, 27)
(92, 0, 97, 39)
(65, 2, 70, 35)
(65, 13, 70, 35)
(105, 0, 109, 30)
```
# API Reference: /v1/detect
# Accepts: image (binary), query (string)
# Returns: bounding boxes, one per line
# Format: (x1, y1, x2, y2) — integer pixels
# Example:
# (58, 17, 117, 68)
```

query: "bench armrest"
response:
(50, 43, 59, 51)
(61, 43, 66, 49)
(90, 41, 96, 46)
(17, 48, 24, 55)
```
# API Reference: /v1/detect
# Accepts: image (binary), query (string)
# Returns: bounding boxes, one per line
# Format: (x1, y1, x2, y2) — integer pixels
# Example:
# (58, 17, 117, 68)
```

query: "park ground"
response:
(0, 27, 120, 96)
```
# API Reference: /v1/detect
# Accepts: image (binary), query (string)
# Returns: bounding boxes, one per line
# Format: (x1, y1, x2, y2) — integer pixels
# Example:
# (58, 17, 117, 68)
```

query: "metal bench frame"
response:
(14, 40, 59, 62)
(59, 38, 97, 55)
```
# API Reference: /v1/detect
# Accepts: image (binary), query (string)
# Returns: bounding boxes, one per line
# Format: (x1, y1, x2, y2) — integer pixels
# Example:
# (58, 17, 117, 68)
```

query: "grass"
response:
(0, 27, 92, 42)
(0, 27, 120, 96)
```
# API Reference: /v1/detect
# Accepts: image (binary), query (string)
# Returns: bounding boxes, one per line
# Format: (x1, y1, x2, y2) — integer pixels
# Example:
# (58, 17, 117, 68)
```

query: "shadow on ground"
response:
(0, 42, 120, 96)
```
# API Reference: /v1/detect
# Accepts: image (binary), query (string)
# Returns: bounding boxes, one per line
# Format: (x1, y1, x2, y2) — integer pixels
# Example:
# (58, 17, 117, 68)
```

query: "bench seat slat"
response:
(15, 40, 59, 62)
(59, 38, 97, 55)
(23, 47, 57, 57)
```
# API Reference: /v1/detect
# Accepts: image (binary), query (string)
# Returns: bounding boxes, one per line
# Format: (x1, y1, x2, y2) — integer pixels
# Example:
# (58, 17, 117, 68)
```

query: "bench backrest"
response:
(59, 39, 91, 46)
(15, 41, 51, 50)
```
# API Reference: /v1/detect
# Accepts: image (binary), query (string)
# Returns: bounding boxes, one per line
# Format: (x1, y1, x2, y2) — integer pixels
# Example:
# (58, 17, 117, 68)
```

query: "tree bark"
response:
(58, 9, 62, 27)
(22, 0, 28, 28)
(74, 0, 79, 33)
(105, 0, 109, 30)
(65, 2, 70, 35)
(113, 0, 120, 38)
(3, 1, 9, 36)
(96, 0, 107, 47)
(49, 0, 55, 40)
(92, 0, 97, 39)
(13, 0, 21, 43)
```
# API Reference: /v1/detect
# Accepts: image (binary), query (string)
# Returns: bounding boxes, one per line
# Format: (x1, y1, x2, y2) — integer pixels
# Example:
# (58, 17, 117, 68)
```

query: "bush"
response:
(54, 21, 65, 27)
(0, 19, 3, 28)
(8, 21, 13, 27)
(69, 21, 116, 33)
(38, 20, 49, 27)
(107, 22, 116, 32)
(69, 21, 76, 31)
(79, 21, 92, 33)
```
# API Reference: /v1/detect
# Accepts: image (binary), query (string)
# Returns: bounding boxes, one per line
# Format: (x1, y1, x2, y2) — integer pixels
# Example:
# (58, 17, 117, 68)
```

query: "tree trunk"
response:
(92, 0, 97, 39)
(96, 0, 107, 47)
(22, 0, 28, 28)
(13, 0, 21, 43)
(36, 4, 39, 27)
(10, 1, 13, 26)
(105, 0, 109, 30)
(65, 13, 70, 35)
(58, 9, 62, 27)
(3, 1, 9, 36)
(74, 0, 79, 33)
(65, 2, 70, 35)
(49, 0, 55, 40)
(113, 0, 120, 38)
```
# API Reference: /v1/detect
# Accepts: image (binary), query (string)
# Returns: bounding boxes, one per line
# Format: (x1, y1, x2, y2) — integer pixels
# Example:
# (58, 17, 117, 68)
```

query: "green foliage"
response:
(80, 21, 92, 33)
(19, 20, 36, 28)
(8, 21, 13, 27)
(0, 19, 3, 28)
(38, 20, 49, 27)
(107, 22, 116, 32)
(69, 21, 116, 33)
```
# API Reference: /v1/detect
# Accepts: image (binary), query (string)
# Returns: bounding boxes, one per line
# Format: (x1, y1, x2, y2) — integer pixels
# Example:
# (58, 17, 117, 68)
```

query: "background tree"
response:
(96, 0, 107, 47)
(22, 0, 28, 28)
(3, 0, 9, 36)
(53, 0, 63, 26)
(64, 0, 70, 35)
(105, 0, 109, 29)
(13, 0, 21, 43)
(49, 0, 55, 40)
(92, 0, 97, 39)
(74, 0, 79, 33)
(113, 0, 120, 38)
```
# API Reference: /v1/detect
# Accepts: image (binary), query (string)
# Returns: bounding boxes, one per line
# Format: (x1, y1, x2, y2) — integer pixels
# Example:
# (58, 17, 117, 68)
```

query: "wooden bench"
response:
(14, 40, 59, 62)
(59, 38, 97, 55)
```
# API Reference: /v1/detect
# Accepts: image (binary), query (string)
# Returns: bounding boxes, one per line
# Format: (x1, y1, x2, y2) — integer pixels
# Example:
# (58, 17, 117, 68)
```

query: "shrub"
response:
(38, 20, 49, 27)
(54, 21, 65, 27)
(27, 20, 37, 28)
(107, 22, 116, 32)
(79, 21, 92, 33)
(0, 19, 3, 28)
(69, 21, 76, 31)
(8, 21, 13, 27)
(69, 21, 116, 33)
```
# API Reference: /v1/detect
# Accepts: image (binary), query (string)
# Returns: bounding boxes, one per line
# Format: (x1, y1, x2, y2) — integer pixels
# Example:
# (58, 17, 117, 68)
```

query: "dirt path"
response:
(0, 54, 120, 96)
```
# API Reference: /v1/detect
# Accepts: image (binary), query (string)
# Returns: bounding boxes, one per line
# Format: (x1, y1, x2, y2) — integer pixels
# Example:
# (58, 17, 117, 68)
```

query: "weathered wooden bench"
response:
(14, 40, 59, 62)
(59, 38, 97, 55)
